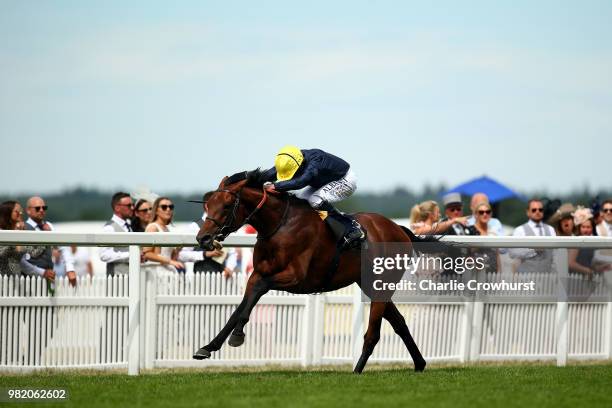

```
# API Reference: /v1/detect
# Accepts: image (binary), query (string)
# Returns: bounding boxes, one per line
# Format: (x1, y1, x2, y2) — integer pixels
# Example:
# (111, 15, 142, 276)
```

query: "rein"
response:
(257, 199, 290, 240)
(206, 186, 287, 241)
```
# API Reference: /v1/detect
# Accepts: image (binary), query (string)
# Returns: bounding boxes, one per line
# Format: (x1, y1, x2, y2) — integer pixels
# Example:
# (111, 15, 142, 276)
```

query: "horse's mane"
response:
(224, 168, 311, 209)
(224, 168, 269, 189)
(224, 171, 248, 186)
(246, 168, 269, 188)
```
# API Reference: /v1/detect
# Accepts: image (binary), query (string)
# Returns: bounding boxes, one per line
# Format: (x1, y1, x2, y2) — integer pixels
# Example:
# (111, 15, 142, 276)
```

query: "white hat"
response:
(131, 186, 159, 203)
(442, 192, 462, 207)
(573, 206, 593, 226)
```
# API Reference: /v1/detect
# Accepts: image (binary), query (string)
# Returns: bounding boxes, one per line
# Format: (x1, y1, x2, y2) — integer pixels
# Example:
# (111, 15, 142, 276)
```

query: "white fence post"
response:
(606, 301, 612, 359)
(301, 295, 316, 367)
(469, 268, 485, 362)
(311, 294, 325, 365)
(351, 284, 364, 368)
(139, 260, 147, 370)
(127, 245, 141, 375)
(459, 302, 473, 363)
(143, 265, 158, 369)
(556, 301, 569, 366)
(470, 301, 484, 361)
(604, 271, 612, 359)
(556, 248, 569, 367)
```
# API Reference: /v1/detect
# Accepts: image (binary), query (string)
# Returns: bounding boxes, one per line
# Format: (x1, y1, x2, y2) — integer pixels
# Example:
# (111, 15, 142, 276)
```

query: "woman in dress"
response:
(548, 203, 576, 237)
(568, 207, 609, 275)
(0, 201, 47, 277)
(142, 197, 185, 272)
(471, 202, 499, 273)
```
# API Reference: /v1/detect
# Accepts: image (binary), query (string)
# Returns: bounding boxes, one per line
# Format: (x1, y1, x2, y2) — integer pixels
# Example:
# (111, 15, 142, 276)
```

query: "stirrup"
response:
(341, 222, 366, 249)
(351, 220, 366, 238)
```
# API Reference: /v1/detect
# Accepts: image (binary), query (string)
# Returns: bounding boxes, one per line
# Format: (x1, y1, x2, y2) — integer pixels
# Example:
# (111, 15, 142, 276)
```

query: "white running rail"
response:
(1, 232, 611, 374)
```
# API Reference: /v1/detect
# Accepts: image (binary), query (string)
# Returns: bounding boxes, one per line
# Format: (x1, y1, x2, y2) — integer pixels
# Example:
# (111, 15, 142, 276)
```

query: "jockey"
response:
(262, 146, 366, 249)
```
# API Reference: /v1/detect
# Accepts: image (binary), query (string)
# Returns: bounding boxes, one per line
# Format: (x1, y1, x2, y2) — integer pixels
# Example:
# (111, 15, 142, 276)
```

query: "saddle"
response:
(316, 210, 367, 290)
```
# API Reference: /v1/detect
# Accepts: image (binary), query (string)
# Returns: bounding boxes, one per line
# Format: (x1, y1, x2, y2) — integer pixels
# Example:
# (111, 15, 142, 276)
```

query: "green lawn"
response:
(1, 363, 611, 408)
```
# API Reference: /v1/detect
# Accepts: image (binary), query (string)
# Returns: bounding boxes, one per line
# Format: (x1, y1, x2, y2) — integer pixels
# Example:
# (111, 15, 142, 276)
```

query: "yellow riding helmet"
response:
(274, 145, 304, 181)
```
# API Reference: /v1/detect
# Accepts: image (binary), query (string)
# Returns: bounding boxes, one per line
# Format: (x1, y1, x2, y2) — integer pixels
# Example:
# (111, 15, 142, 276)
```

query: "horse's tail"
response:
(397, 224, 455, 254)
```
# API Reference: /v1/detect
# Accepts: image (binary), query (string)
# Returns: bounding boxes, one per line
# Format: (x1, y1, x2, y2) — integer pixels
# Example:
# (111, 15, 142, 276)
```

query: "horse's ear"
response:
(219, 176, 228, 188)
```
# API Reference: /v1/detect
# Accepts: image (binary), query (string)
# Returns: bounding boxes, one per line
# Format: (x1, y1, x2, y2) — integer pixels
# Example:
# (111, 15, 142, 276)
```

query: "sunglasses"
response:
(160, 204, 175, 211)
(117, 203, 134, 208)
(531, 208, 544, 213)
(478, 210, 492, 215)
(30, 206, 48, 212)
(448, 207, 462, 213)
(137, 207, 153, 213)
(603, 208, 612, 214)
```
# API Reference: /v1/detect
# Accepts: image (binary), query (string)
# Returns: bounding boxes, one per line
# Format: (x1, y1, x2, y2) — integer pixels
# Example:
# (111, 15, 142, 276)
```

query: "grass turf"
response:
(1, 363, 611, 408)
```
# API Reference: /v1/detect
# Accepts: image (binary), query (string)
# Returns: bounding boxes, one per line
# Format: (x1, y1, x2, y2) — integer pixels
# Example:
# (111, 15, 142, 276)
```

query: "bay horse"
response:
(193, 169, 438, 373)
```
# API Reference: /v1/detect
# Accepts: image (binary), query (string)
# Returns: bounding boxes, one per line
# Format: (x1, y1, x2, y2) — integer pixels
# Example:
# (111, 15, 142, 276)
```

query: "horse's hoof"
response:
(193, 347, 211, 360)
(228, 332, 245, 347)
(414, 360, 426, 372)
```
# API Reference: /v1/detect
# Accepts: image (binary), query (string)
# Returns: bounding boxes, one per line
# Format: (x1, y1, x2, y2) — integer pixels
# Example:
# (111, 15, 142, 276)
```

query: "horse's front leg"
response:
(227, 274, 269, 347)
(193, 273, 269, 359)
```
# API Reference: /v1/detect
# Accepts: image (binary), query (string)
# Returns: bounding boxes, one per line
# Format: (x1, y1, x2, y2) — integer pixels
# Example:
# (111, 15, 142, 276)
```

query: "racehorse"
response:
(193, 169, 441, 373)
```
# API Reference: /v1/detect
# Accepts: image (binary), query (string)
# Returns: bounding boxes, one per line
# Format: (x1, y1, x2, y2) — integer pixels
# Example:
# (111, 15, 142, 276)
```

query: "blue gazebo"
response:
(442, 175, 525, 203)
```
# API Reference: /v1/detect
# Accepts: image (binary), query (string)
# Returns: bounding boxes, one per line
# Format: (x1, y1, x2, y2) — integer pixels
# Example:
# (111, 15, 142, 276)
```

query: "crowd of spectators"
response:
(409, 193, 611, 238)
(97, 191, 239, 280)
(0, 191, 247, 285)
(1, 191, 611, 284)
(0, 197, 77, 287)
(409, 193, 612, 275)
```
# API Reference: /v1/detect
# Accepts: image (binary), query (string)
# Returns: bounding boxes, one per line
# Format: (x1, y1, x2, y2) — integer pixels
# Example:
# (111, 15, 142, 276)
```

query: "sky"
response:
(0, 0, 610, 196)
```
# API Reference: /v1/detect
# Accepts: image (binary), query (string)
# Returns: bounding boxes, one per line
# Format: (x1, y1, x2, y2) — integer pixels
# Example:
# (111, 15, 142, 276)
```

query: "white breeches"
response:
(293, 169, 357, 209)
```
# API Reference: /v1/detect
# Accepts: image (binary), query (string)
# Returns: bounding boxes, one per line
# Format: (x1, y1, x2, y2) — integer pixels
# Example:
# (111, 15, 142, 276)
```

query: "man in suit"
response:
(594, 199, 612, 271)
(99, 192, 134, 276)
(24, 196, 77, 286)
(510, 198, 557, 273)
(440, 192, 474, 235)
(596, 199, 612, 237)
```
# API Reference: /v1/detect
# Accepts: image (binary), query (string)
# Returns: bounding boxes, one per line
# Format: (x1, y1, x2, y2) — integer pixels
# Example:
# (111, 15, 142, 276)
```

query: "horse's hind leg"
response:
(353, 302, 386, 374)
(384, 302, 426, 372)
(193, 274, 269, 359)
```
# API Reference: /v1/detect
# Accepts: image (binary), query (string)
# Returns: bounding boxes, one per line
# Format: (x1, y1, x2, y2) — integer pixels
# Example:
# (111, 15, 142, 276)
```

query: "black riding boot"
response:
(319, 202, 366, 249)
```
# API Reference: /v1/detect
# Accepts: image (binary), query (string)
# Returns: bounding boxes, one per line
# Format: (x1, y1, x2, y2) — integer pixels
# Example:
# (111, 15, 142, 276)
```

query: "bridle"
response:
(205, 186, 287, 241)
